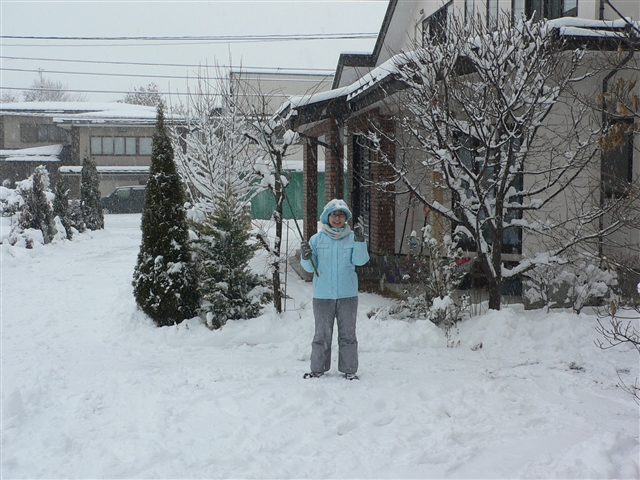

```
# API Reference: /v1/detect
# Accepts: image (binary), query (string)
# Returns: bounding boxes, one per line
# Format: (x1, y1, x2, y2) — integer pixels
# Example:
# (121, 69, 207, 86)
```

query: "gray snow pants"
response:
(310, 297, 358, 375)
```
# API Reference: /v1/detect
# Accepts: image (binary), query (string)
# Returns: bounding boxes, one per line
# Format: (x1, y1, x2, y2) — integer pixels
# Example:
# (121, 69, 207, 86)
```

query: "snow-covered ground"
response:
(2, 214, 638, 479)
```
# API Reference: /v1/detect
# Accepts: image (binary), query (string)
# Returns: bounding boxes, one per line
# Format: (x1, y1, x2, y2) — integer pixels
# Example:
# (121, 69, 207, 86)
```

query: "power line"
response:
(1, 32, 377, 48)
(2, 67, 184, 81)
(0, 55, 335, 74)
(1, 66, 334, 83)
(1, 33, 377, 41)
(0, 85, 291, 97)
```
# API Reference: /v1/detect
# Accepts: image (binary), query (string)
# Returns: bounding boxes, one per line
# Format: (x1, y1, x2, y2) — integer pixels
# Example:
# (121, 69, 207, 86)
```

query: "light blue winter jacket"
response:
(300, 199, 370, 299)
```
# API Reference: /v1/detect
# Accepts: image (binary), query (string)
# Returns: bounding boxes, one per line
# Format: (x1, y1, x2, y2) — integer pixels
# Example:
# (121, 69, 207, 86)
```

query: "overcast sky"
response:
(1, 0, 389, 103)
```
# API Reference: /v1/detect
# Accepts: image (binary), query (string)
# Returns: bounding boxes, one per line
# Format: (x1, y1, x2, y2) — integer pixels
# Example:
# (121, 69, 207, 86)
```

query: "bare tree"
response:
(119, 83, 163, 107)
(596, 298, 640, 404)
(169, 67, 286, 315)
(170, 68, 256, 214)
(22, 72, 86, 102)
(369, 13, 634, 310)
(242, 87, 300, 314)
(1, 90, 21, 103)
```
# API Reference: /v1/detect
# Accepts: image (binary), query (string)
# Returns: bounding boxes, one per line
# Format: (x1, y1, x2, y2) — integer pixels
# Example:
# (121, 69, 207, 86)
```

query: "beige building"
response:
(278, 0, 639, 299)
(0, 102, 157, 197)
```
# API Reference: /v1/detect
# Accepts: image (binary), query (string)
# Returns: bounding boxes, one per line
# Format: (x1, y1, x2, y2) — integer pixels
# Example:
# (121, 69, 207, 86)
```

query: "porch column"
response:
(324, 121, 343, 202)
(303, 137, 319, 241)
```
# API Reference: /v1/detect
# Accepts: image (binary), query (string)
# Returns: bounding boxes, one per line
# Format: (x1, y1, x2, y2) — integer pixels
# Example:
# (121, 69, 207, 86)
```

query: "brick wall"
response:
(369, 115, 395, 254)
(324, 120, 343, 202)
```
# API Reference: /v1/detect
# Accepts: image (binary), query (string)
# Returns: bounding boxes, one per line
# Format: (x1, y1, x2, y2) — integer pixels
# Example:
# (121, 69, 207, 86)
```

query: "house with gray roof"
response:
(0, 102, 157, 197)
(279, 0, 639, 298)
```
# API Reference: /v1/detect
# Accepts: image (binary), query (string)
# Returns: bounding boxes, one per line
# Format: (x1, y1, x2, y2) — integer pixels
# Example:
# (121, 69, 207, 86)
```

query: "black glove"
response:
(353, 218, 365, 242)
(300, 241, 312, 260)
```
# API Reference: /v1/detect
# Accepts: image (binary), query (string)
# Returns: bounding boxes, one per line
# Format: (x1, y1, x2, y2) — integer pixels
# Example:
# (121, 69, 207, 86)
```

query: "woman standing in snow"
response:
(300, 199, 370, 380)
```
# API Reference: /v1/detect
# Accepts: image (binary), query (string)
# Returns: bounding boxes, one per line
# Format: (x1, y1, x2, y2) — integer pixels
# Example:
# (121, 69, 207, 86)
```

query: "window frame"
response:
(487, 0, 499, 28)
(512, 0, 578, 22)
(602, 118, 634, 199)
(139, 137, 153, 156)
(89, 136, 153, 156)
(465, 0, 475, 23)
(20, 123, 70, 144)
(452, 132, 523, 254)
(422, 1, 454, 47)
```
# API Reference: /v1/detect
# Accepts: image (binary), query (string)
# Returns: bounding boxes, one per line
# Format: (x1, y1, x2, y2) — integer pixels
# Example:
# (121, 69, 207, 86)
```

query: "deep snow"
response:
(1, 214, 638, 479)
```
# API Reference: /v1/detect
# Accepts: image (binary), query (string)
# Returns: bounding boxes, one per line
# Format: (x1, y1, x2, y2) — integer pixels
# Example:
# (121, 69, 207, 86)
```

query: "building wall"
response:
(335, 1, 639, 283)
(231, 71, 334, 115)
(0, 114, 71, 187)
(76, 125, 153, 168)
(1, 115, 72, 149)
(0, 111, 155, 197)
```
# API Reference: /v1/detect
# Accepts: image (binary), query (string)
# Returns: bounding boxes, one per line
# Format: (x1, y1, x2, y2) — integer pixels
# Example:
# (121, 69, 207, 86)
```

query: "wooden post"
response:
(324, 121, 343, 202)
(303, 137, 318, 241)
(369, 115, 395, 254)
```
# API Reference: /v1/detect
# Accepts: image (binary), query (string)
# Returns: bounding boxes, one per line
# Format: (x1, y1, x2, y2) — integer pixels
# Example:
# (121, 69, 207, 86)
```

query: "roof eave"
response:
(332, 0, 398, 89)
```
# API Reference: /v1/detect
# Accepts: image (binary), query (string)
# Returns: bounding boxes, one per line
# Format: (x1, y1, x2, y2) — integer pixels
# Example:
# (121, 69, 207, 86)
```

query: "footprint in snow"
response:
(337, 419, 358, 435)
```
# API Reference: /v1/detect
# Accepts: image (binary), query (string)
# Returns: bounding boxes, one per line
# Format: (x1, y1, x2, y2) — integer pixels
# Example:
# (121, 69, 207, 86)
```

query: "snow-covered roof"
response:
(59, 165, 150, 174)
(0, 144, 63, 162)
(546, 17, 637, 38)
(0, 102, 158, 125)
(283, 17, 640, 117)
(285, 52, 404, 110)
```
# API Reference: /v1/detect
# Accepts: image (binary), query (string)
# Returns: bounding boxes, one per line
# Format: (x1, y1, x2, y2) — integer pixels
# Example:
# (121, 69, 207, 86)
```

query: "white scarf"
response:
(321, 223, 351, 240)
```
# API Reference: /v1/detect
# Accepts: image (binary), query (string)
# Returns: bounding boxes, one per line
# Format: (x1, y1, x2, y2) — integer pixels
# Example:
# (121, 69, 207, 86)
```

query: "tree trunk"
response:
(271, 154, 284, 314)
(480, 252, 502, 311)
(486, 277, 502, 311)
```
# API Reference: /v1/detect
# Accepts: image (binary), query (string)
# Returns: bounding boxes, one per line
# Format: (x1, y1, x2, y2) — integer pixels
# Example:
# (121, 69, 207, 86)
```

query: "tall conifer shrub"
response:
(191, 182, 271, 329)
(53, 178, 73, 239)
(132, 105, 200, 326)
(19, 165, 56, 244)
(80, 156, 104, 230)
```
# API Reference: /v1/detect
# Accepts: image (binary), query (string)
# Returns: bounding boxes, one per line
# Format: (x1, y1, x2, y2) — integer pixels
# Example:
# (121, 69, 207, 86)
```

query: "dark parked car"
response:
(102, 186, 146, 214)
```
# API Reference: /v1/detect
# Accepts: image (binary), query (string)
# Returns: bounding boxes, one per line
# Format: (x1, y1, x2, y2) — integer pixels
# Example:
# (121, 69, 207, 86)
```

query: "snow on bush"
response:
(565, 259, 618, 314)
(384, 226, 468, 340)
(0, 167, 76, 248)
(524, 256, 618, 313)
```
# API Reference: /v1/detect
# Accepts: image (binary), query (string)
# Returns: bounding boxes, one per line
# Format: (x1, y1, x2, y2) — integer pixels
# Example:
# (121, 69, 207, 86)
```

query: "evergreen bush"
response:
(18, 166, 56, 245)
(80, 156, 104, 230)
(68, 200, 86, 233)
(191, 185, 272, 329)
(53, 178, 73, 239)
(132, 105, 200, 326)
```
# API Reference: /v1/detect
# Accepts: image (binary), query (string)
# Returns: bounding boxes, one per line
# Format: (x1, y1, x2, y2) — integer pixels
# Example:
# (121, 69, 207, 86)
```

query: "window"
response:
(90, 137, 102, 155)
(487, 0, 499, 28)
(465, 0, 475, 23)
(139, 137, 152, 155)
(422, 1, 453, 46)
(20, 123, 70, 143)
(512, 0, 578, 22)
(103, 137, 114, 155)
(114, 137, 125, 155)
(602, 119, 634, 198)
(352, 134, 371, 238)
(453, 133, 523, 253)
(126, 137, 136, 154)
(563, 0, 577, 16)
(89, 136, 152, 155)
